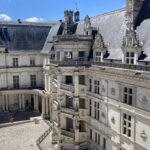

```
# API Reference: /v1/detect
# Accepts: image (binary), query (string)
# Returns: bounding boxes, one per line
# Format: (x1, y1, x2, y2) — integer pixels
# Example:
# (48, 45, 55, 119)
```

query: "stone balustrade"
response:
(60, 106, 75, 115)
(61, 129, 75, 138)
(50, 60, 150, 71)
(60, 83, 74, 92)
(79, 109, 88, 117)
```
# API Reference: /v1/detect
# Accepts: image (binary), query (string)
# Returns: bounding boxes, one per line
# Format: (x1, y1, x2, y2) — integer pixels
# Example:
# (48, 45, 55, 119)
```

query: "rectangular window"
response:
(65, 76, 73, 85)
(90, 129, 92, 140)
(97, 103, 100, 120)
(123, 87, 133, 105)
(30, 58, 35, 66)
(96, 52, 101, 62)
(89, 99, 92, 116)
(94, 102, 97, 119)
(30, 75, 36, 87)
(89, 79, 92, 92)
(13, 58, 18, 67)
(123, 113, 132, 137)
(103, 138, 106, 149)
(79, 51, 85, 61)
(98, 134, 100, 145)
(94, 80, 100, 94)
(95, 132, 97, 143)
(125, 52, 134, 64)
(79, 75, 85, 85)
(13, 76, 19, 89)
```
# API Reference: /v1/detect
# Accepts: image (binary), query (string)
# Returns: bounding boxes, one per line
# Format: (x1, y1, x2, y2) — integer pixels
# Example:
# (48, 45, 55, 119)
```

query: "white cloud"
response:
(0, 14, 12, 21)
(25, 17, 45, 22)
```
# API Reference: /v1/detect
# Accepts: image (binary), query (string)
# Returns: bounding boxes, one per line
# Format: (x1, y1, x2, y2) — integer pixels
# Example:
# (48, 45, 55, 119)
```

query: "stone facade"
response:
(43, 0, 150, 150)
(0, 0, 150, 150)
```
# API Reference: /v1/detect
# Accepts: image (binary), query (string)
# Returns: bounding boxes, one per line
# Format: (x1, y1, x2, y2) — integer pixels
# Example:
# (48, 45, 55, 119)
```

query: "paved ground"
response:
(0, 120, 50, 150)
(0, 111, 40, 124)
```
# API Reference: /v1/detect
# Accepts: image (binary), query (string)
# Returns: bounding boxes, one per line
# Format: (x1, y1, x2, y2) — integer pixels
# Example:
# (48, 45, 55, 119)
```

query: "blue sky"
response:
(0, 0, 125, 22)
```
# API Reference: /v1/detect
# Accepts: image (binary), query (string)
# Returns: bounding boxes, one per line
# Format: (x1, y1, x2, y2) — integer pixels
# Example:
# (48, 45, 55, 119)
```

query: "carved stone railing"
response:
(50, 61, 90, 67)
(92, 62, 150, 71)
(36, 126, 52, 150)
(50, 60, 150, 71)
(60, 83, 74, 92)
(79, 109, 87, 117)
(53, 35, 92, 42)
(60, 106, 75, 115)
(61, 129, 75, 138)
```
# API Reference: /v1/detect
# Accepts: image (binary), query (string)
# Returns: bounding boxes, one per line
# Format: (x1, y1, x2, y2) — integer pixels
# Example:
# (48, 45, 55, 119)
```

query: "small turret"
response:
(74, 11, 80, 22)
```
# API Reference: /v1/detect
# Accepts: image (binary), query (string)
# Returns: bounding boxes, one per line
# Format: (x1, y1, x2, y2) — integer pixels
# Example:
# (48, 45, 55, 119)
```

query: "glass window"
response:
(125, 52, 134, 64)
(30, 75, 36, 87)
(13, 75, 19, 89)
(13, 58, 18, 67)
(123, 113, 132, 137)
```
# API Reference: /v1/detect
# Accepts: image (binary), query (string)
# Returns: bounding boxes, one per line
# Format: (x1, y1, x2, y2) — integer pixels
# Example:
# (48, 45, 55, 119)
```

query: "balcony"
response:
(60, 83, 74, 93)
(60, 107, 75, 115)
(79, 132, 88, 141)
(50, 60, 150, 71)
(79, 85, 87, 96)
(61, 129, 75, 138)
(79, 109, 88, 118)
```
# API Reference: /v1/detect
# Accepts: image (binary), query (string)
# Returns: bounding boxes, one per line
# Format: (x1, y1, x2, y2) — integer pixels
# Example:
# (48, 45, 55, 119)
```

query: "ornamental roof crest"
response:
(93, 33, 106, 50)
(122, 28, 142, 50)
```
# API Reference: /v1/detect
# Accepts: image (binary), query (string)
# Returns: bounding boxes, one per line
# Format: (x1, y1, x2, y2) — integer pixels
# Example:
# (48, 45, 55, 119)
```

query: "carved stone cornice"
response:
(88, 66, 150, 88)
(122, 29, 142, 52)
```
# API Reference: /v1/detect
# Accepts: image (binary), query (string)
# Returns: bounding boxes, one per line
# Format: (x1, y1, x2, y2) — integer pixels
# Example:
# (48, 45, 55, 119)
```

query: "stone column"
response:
(19, 94, 22, 110)
(45, 97, 49, 115)
(2, 95, 5, 111)
(42, 97, 45, 117)
(74, 72, 79, 96)
(22, 94, 25, 110)
(101, 52, 104, 62)
(34, 95, 37, 111)
(134, 52, 138, 65)
(5, 94, 8, 111)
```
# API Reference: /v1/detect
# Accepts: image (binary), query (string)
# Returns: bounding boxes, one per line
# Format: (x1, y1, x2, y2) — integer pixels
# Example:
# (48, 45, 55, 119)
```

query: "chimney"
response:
(63, 10, 74, 35)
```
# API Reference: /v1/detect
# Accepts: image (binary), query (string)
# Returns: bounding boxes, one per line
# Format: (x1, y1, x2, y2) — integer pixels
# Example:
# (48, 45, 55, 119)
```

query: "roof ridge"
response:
(91, 8, 125, 19)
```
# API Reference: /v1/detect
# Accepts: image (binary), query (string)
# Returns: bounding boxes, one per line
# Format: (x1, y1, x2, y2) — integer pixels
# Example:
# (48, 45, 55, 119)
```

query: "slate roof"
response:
(0, 21, 57, 51)
(41, 23, 62, 54)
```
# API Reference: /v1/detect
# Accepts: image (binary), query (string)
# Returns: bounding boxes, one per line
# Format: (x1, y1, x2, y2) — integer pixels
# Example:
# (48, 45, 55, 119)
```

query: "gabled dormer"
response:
(93, 33, 107, 62)
(122, 28, 142, 64)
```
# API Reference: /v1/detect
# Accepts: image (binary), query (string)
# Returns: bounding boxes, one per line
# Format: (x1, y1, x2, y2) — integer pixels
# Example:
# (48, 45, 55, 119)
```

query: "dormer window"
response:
(95, 52, 101, 62)
(125, 52, 134, 64)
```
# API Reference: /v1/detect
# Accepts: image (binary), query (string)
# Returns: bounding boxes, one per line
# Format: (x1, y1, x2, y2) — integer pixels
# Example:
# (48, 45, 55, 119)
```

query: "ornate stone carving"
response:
(122, 29, 142, 49)
(93, 33, 106, 50)
(111, 117, 115, 124)
(140, 130, 147, 141)
(141, 96, 149, 110)
(111, 88, 116, 96)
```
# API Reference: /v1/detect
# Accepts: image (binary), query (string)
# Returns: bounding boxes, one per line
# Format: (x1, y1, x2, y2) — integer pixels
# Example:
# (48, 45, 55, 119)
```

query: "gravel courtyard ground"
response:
(0, 120, 52, 150)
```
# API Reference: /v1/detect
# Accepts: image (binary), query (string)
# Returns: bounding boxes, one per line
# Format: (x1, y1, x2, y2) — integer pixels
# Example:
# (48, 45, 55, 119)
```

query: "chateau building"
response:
(0, 0, 150, 150)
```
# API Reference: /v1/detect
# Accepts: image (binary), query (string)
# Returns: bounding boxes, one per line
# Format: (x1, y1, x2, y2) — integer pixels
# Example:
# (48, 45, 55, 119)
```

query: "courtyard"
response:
(0, 120, 55, 150)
